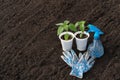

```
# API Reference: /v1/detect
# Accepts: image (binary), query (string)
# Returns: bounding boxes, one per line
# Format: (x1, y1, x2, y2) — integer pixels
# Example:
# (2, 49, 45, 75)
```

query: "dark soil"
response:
(85, 26, 89, 31)
(61, 34, 72, 40)
(0, 0, 120, 80)
(76, 33, 88, 39)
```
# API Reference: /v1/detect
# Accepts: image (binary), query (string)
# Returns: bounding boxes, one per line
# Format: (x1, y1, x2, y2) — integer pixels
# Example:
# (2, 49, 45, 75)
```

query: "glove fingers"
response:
(89, 60, 95, 69)
(83, 53, 86, 58)
(71, 50, 78, 60)
(77, 55, 84, 64)
(84, 51, 90, 60)
(72, 55, 79, 65)
(63, 52, 71, 60)
(61, 55, 72, 67)
(64, 51, 72, 59)
(79, 53, 82, 58)
(87, 57, 95, 64)
(70, 49, 75, 57)
(71, 50, 79, 64)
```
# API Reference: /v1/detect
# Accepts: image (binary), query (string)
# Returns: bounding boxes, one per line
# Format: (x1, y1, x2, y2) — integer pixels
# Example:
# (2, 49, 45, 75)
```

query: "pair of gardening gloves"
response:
(61, 50, 95, 78)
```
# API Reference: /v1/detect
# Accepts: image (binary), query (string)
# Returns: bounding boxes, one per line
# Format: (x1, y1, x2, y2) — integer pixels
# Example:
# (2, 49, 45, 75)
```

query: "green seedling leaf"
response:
(75, 22, 79, 27)
(56, 23, 63, 26)
(64, 20, 70, 24)
(80, 33, 83, 38)
(79, 21, 85, 32)
(63, 24, 68, 31)
(69, 23, 77, 32)
(56, 20, 70, 36)
(64, 34, 69, 40)
(57, 26, 64, 35)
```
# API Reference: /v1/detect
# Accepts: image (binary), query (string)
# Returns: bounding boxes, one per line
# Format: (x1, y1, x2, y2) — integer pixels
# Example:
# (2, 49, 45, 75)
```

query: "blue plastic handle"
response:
(88, 24, 104, 39)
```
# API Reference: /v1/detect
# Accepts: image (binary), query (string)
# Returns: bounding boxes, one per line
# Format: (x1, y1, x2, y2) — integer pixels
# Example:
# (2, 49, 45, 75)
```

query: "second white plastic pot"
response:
(59, 32, 74, 51)
(74, 31, 90, 51)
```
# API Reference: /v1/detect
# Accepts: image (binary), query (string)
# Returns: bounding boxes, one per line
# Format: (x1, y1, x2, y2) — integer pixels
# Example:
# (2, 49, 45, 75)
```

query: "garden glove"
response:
(70, 51, 95, 78)
(61, 50, 95, 78)
(61, 50, 79, 67)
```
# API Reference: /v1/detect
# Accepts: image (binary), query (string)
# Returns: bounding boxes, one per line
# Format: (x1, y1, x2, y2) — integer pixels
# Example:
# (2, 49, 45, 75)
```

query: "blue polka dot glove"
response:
(61, 50, 95, 78)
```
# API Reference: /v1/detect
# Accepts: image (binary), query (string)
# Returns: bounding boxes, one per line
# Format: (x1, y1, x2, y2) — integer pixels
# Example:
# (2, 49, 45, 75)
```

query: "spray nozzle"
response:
(87, 24, 104, 39)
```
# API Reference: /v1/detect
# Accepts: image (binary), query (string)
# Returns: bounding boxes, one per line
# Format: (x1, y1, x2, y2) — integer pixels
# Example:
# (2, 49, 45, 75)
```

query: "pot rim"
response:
(59, 31, 75, 42)
(74, 31, 90, 40)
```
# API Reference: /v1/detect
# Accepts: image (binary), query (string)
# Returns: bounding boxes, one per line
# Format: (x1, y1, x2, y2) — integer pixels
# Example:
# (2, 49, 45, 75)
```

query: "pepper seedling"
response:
(56, 20, 77, 40)
(75, 21, 86, 38)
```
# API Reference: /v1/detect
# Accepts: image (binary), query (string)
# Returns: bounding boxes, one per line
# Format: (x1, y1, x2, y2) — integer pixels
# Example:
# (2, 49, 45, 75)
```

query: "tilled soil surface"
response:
(0, 0, 120, 80)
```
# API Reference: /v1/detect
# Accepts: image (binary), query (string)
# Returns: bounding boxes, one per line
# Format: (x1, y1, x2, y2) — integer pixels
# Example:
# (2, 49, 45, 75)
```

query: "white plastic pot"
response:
(74, 31, 90, 51)
(59, 32, 75, 51)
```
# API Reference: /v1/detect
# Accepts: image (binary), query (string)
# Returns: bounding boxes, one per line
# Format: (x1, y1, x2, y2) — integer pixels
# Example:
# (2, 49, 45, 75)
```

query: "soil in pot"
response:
(76, 33, 88, 39)
(61, 34, 72, 40)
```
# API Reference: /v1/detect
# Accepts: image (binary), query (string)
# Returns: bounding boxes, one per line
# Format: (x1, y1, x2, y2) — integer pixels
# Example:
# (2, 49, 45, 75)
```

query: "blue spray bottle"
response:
(87, 24, 104, 58)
